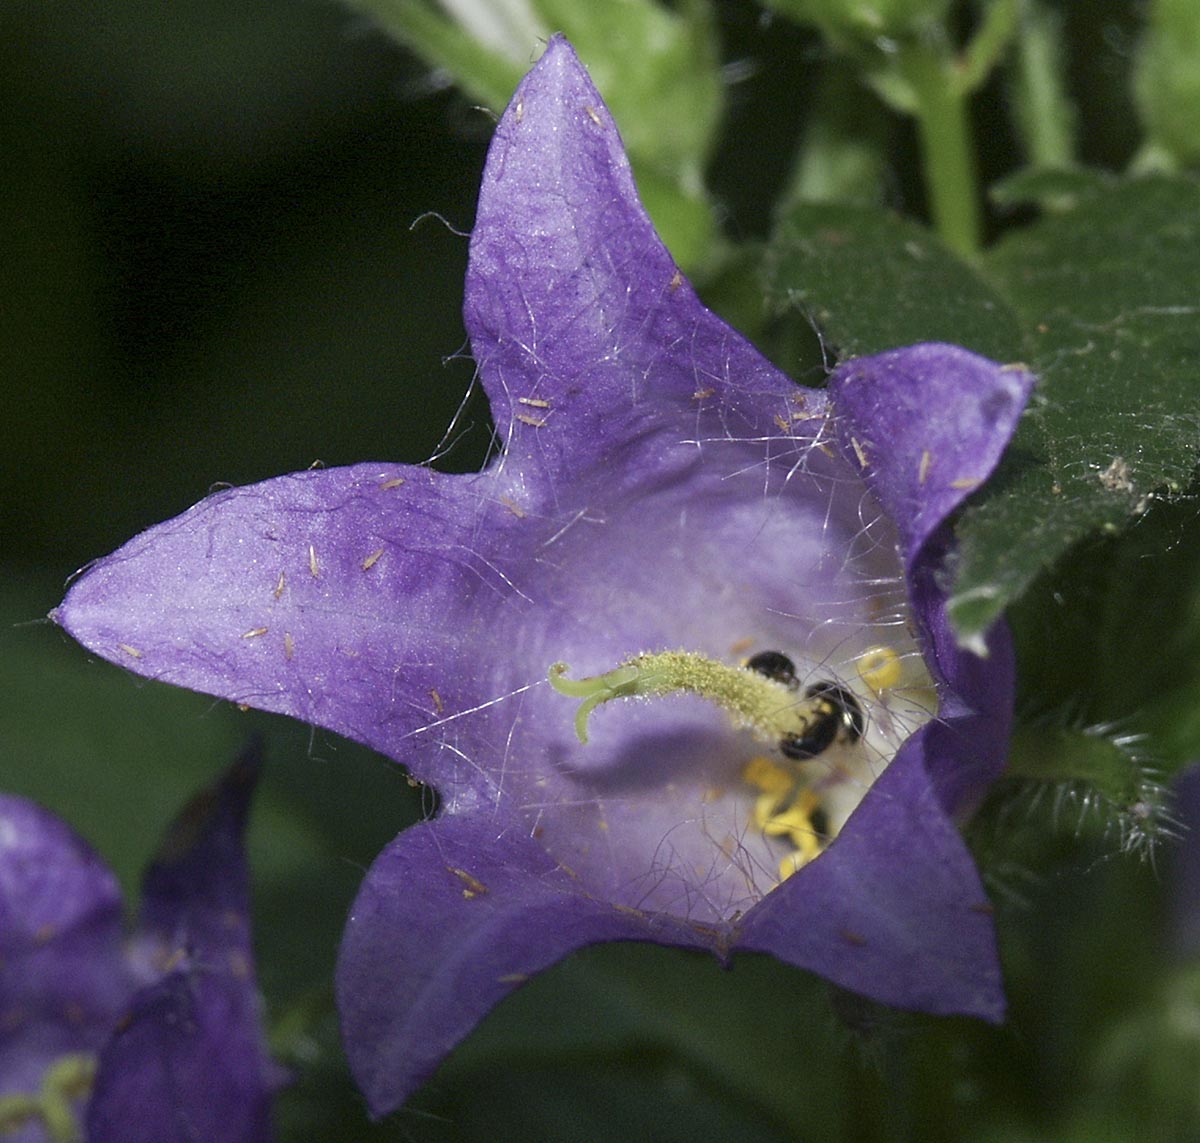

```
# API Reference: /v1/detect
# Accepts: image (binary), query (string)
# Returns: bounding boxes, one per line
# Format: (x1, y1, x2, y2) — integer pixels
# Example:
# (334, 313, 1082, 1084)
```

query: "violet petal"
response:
(737, 726, 1004, 1021)
(828, 342, 1035, 574)
(135, 742, 259, 964)
(337, 812, 713, 1115)
(830, 343, 1031, 814)
(89, 747, 279, 1143)
(0, 796, 133, 1101)
(86, 971, 276, 1143)
(464, 36, 812, 492)
(54, 466, 528, 808)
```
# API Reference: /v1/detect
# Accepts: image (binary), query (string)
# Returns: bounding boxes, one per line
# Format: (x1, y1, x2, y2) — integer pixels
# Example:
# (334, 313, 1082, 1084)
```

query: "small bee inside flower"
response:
(743, 650, 800, 688)
(743, 651, 865, 761)
(780, 682, 865, 760)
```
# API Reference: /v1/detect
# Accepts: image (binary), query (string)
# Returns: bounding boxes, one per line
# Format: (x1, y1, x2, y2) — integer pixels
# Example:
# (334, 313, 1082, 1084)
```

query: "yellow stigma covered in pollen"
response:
(548, 650, 827, 748)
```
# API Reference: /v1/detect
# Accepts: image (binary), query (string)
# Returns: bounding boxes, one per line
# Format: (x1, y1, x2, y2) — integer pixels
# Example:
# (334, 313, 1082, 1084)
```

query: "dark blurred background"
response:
(4, 0, 493, 575)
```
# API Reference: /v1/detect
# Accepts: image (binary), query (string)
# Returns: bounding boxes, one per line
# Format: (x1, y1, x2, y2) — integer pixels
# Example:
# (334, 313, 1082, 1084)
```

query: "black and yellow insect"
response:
(745, 651, 864, 760)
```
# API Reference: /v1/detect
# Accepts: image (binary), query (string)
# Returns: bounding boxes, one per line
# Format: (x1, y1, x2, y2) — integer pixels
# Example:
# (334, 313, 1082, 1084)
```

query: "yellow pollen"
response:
(742, 754, 792, 799)
(778, 850, 808, 881)
(856, 645, 903, 693)
(742, 756, 827, 882)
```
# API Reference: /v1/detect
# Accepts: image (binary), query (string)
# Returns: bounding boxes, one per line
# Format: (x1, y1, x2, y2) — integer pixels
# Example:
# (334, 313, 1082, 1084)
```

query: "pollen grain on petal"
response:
(379, 476, 407, 490)
(918, 449, 932, 485)
(228, 948, 252, 980)
(447, 866, 489, 898)
(361, 548, 385, 572)
(499, 496, 527, 518)
(118, 643, 143, 659)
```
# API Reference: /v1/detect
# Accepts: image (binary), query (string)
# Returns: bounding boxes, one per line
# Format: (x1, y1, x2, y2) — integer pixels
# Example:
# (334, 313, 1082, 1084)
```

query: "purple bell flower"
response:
(53, 36, 1033, 1116)
(0, 749, 278, 1141)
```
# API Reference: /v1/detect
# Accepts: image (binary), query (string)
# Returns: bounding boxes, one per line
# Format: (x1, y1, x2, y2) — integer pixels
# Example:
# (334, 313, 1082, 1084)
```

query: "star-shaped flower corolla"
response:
(53, 36, 1033, 1116)
(0, 748, 279, 1142)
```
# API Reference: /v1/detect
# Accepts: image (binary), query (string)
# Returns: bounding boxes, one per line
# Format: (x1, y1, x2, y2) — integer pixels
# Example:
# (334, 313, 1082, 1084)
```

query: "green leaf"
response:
(989, 166, 1115, 211)
(763, 186, 1200, 647)
(1133, 0, 1200, 169)
(949, 175, 1200, 636)
(1006, 496, 1200, 769)
(999, 723, 1173, 860)
(1007, 724, 1150, 806)
(762, 201, 1023, 361)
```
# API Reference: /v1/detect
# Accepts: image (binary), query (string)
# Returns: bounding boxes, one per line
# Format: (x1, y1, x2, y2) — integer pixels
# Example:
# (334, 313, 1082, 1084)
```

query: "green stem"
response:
(900, 39, 983, 261)
(1007, 726, 1144, 805)
(959, 0, 1021, 93)
(1011, 0, 1076, 169)
(782, 58, 887, 210)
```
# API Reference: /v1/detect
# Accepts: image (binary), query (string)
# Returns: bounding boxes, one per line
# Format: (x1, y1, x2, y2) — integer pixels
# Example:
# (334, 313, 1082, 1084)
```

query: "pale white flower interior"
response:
(484, 427, 938, 924)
